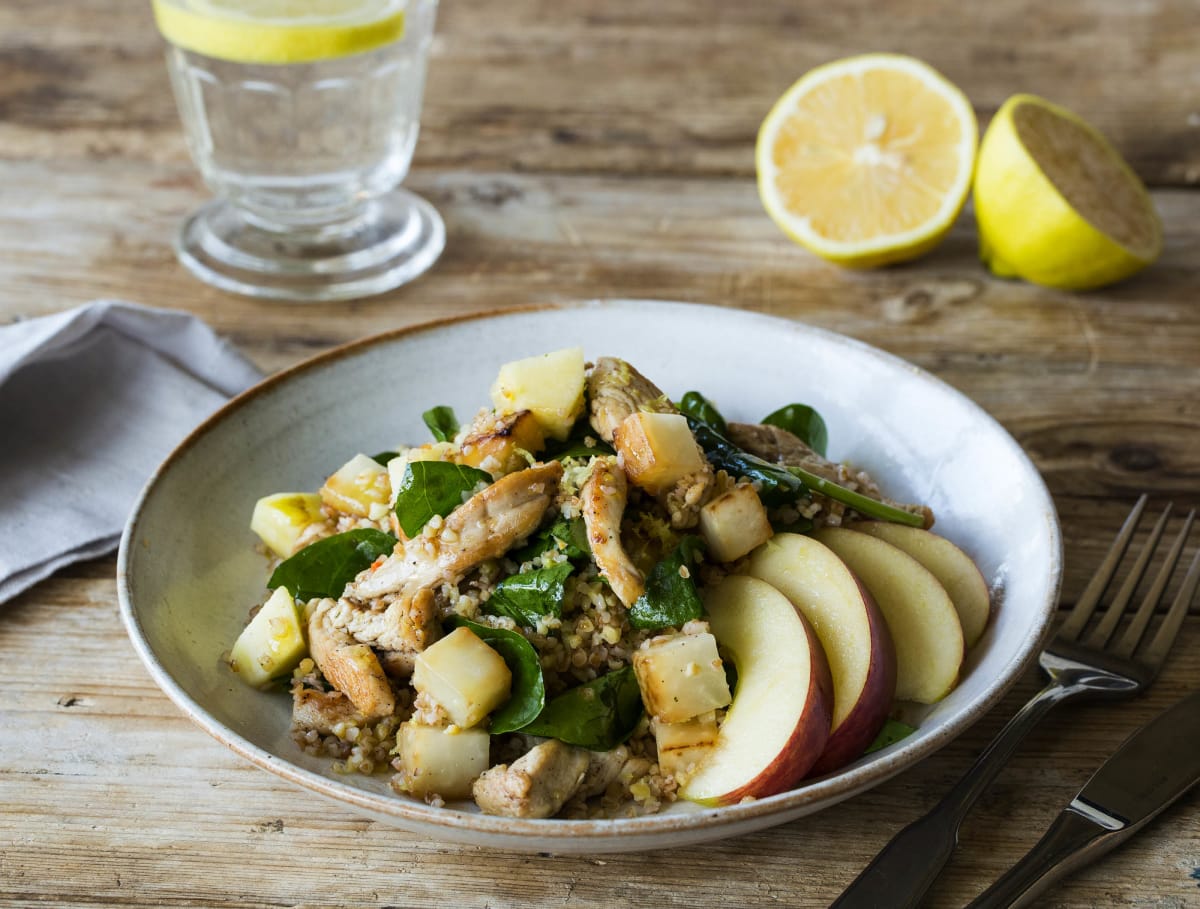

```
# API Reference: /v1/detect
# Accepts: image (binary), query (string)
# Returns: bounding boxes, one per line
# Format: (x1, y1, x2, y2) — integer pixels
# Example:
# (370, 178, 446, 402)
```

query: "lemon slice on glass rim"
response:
(152, 0, 407, 65)
(756, 53, 977, 268)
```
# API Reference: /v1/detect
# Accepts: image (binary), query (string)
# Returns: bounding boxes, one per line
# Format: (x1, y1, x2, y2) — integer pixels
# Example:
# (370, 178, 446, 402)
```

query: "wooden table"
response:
(2, 1, 1198, 906)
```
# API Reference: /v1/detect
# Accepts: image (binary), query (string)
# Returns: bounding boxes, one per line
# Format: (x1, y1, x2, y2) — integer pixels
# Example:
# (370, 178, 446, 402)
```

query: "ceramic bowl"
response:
(118, 300, 1061, 853)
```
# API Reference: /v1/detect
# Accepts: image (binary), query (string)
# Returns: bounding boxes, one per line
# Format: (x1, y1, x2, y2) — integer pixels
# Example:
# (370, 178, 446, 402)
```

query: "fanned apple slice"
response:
(746, 533, 897, 775)
(814, 527, 964, 704)
(853, 521, 991, 648)
(681, 575, 833, 806)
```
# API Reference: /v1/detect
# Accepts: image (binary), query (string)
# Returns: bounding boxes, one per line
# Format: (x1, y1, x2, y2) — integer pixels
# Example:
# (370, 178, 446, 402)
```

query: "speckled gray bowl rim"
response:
(117, 299, 1062, 850)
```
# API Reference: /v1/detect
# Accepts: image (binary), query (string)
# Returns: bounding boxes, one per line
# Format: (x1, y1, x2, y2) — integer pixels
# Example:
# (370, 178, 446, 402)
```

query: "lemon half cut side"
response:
(973, 94, 1162, 290)
(756, 54, 978, 268)
(152, 0, 407, 66)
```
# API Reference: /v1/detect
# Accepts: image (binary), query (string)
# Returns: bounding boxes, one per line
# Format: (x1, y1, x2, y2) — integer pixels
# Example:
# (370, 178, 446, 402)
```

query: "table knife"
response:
(965, 688, 1200, 908)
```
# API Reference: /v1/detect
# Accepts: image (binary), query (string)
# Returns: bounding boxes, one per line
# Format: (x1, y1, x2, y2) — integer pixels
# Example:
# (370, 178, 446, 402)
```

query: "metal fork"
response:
(832, 495, 1199, 909)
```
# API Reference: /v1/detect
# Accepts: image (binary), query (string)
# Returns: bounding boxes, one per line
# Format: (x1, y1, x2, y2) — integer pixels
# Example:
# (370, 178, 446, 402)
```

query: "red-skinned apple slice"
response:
(746, 533, 897, 776)
(681, 575, 833, 806)
(852, 521, 991, 648)
(814, 527, 964, 704)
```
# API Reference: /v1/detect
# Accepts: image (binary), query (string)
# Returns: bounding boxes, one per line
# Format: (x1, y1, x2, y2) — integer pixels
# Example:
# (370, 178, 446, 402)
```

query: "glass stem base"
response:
(175, 188, 445, 302)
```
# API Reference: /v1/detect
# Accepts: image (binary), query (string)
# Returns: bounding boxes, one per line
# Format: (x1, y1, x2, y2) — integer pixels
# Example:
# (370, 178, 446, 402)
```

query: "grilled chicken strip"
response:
(308, 599, 396, 719)
(586, 356, 676, 444)
(291, 686, 365, 735)
(473, 740, 592, 819)
(587, 357, 714, 528)
(581, 457, 645, 609)
(349, 461, 565, 601)
(727, 421, 933, 528)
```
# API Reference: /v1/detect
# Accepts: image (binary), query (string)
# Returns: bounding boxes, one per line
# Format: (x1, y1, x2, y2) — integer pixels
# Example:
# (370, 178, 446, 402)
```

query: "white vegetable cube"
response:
(412, 627, 513, 728)
(654, 711, 718, 784)
(320, 453, 392, 519)
(699, 483, 774, 563)
(614, 412, 706, 494)
(633, 631, 732, 724)
(397, 722, 491, 799)
(229, 587, 307, 688)
(250, 492, 324, 558)
(489, 347, 586, 441)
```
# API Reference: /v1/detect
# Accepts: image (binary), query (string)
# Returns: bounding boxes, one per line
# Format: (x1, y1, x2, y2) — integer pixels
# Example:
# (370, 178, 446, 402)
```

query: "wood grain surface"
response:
(2, 1, 1199, 907)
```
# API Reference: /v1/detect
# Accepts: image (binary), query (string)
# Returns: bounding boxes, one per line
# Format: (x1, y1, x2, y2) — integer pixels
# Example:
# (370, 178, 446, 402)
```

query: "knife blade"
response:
(966, 688, 1200, 909)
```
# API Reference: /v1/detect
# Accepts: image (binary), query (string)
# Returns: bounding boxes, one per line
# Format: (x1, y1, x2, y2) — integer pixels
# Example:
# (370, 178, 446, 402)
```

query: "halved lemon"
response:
(756, 54, 977, 268)
(152, 0, 407, 65)
(973, 94, 1161, 290)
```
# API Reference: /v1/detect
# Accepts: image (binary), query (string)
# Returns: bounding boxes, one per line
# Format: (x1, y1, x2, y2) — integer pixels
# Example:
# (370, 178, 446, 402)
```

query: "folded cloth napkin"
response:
(0, 301, 262, 604)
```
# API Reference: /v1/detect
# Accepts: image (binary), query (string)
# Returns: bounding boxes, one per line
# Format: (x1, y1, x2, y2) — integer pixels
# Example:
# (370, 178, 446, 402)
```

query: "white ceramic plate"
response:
(118, 300, 1062, 853)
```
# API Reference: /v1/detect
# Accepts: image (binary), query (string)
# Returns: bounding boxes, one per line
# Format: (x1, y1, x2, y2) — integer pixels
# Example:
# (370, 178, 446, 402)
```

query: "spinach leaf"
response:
(762, 403, 828, 457)
(393, 461, 492, 537)
(485, 562, 574, 627)
(522, 666, 643, 751)
(267, 528, 397, 600)
(628, 536, 705, 630)
(370, 450, 398, 467)
(863, 718, 917, 754)
(512, 515, 591, 564)
(543, 422, 615, 461)
(785, 465, 925, 527)
(422, 406, 460, 443)
(677, 391, 729, 436)
(446, 616, 545, 734)
(686, 417, 808, 506)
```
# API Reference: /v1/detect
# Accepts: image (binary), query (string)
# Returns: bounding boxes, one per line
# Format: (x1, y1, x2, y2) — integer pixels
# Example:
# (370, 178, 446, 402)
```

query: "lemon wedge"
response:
(756, 54, 977, 268)
(152, 0, 407, 65)
(973, 94, 1162, 290)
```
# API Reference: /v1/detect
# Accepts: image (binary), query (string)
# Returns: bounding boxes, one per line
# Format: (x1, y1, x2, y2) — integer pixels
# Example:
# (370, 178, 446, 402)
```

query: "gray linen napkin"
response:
(0, 301, 262, 604)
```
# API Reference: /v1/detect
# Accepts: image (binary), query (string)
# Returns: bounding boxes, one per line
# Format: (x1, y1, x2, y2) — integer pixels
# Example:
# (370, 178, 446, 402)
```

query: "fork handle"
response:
(831, 680, 1081, 909)
(964, 805, 1127, 908)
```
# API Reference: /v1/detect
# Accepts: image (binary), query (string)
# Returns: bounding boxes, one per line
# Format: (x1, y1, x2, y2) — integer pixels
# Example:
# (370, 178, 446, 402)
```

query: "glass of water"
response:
(154, 0, 443, 302)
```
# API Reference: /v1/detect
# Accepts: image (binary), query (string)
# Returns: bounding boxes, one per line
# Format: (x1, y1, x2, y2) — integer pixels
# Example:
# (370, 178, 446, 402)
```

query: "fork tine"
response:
(1113, 509, 1195, 659)
(1085, 502, 1173, 648)
(1139, 540, 1200, 673)
(1058, 494, 1148, 642)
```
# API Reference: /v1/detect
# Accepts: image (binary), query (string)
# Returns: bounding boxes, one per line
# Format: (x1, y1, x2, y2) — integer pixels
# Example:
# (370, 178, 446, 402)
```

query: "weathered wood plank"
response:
(1, 0, 1197, 186)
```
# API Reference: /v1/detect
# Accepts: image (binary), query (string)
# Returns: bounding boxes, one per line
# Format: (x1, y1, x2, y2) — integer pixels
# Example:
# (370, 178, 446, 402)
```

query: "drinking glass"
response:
(155, 0, 443, 301)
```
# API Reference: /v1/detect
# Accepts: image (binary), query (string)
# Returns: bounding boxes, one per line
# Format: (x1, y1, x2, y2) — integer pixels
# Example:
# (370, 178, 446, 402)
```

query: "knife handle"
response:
(965, 804, 1126, 909)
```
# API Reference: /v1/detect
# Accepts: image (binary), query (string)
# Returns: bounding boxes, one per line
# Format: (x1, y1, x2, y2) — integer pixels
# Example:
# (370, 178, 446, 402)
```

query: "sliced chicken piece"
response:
(587, 356, 676, 444)
(576, 745, 630, 800)
(472, 739, 592, 819)
(325, 587, 439, 656)
(350, 462, 564, 601)
(308, 599, 395, 719)
(581, 457, 645, 608)
(291, 686, 364, 735)
(726, 421, 934, 528)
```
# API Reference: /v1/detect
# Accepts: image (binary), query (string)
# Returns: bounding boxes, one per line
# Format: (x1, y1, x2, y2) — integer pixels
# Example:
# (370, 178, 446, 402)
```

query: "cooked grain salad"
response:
(229, 349, 947, 818)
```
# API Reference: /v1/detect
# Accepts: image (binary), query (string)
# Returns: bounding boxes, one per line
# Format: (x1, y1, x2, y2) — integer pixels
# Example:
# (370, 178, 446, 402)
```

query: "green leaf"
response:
(393, 461, 492, 537)
(686, 417, 808, 506)
(485, 562, 574, 627)
(267, 528, 397, 601)
(785, 465, 925, 527)
(512, 515, 591, 564)
(628, 536, 705, 630)
(370, 450, 399, 467)
(422, 406, 460, 443)
(543, 422, 615, 461)
(446, 616, 545, 734)
(677, 391, 728, 436)
(863, 718, 917, 754)
(762, 403, 829, 457)
(522, 666, 643, 751)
